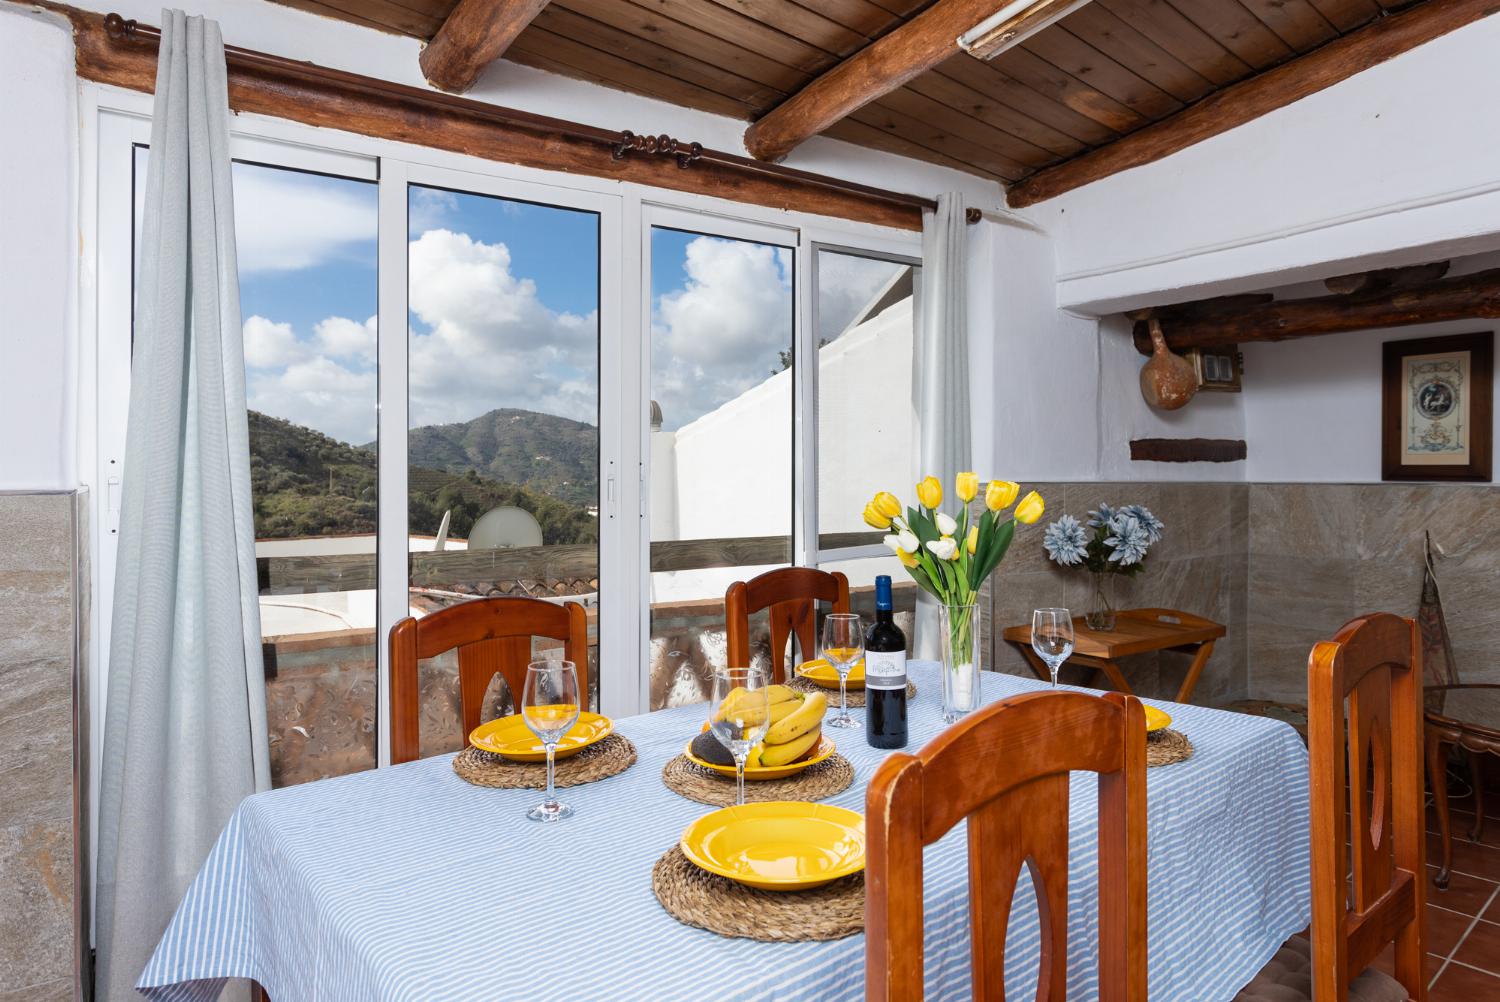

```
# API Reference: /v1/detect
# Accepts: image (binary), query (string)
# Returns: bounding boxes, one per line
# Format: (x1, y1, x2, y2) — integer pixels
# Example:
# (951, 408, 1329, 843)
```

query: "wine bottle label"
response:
(865, 650, 907, 690)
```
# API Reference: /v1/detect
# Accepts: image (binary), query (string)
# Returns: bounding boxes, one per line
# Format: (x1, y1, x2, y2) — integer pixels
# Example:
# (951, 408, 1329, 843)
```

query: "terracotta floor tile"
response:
(1454, 919, 1500, 975)
(1428, 833, 1500, 881)
(1428, 865, 1500, 916)
(1430, 807, 1500, 850)
(1367, 945, 1443, 983)
(1428, 961, 1500, 1001)
(1429, 905, 1478, 958)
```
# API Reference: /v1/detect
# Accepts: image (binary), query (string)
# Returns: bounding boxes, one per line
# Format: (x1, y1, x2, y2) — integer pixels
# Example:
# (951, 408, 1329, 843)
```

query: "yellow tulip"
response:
(872, 491, 902, 519)
(1014, 490, 1045, 525)
(916, 476, 942, 509)
(897, 549, 919, 569)
(955, 471, 979, 504)
(863, 502, 892, 530)
(966, 525, 979, 555)
(985, 480, 1019, 512)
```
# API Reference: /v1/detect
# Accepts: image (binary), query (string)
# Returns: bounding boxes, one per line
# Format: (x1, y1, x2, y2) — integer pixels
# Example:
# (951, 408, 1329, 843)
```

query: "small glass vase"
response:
(1086, 572, 1117, 631)
(940, 601, 983, 724)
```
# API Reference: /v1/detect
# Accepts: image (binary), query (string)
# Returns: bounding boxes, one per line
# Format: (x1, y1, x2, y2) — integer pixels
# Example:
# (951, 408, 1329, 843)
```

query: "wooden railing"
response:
(258, 531, 883, 594)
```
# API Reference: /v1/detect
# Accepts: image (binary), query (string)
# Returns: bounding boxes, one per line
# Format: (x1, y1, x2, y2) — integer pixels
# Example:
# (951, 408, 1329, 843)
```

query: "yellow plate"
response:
(680, 801, 866, 891)
(682, 733, 837, 781)
(1144, 705, 1172, 733)
(468, 712, 613, 762)
(797, 657, 866, 690)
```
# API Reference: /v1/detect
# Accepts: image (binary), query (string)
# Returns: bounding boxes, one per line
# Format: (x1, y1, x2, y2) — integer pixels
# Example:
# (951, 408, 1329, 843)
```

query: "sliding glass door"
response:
(643, 210, 796, 709)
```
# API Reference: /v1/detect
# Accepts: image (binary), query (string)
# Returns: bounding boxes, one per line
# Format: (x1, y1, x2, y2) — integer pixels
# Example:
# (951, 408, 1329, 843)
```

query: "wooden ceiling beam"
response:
(743, 0, 1014, 162)
(1130, 267, 1500, 352)
(419, 0, 551, 94)
(1009, 0, 1500, 207)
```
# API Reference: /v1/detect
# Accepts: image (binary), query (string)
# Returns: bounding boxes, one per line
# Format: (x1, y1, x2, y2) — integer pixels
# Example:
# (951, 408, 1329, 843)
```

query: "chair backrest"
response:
(724, 567, 850, 683)
(865, 690, 1148, 1002)
(388, 597, 590, 765)
(1308, 613, 1426, 1001)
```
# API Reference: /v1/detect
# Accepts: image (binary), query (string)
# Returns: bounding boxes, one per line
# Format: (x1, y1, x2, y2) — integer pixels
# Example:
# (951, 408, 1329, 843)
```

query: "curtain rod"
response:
(100, 12, 983, 225)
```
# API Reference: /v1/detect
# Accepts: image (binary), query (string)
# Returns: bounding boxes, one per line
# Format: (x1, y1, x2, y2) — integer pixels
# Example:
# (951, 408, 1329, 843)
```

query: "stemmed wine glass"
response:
(1031, 608, 1075, 688)
(522, 659, 581, 822)
(821, 613, 864, 730)
(709, 666, 772, 807)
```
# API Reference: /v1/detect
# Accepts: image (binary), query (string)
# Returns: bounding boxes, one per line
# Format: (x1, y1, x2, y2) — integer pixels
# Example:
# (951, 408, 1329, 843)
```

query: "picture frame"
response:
(1381, 331, 1493, 482)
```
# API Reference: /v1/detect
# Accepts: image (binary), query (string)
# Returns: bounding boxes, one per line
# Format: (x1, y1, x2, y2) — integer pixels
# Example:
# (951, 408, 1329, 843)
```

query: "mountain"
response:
(401, 408, 599, 506)
(248, 410, 597, 545)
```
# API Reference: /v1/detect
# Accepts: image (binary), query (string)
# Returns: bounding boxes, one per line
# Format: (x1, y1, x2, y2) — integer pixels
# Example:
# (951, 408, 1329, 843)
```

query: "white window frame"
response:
(82, 82, 921, 762)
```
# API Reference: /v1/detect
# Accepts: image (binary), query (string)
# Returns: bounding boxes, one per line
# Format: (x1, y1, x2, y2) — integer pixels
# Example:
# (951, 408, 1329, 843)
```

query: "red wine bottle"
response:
(865, 575, 908, 749)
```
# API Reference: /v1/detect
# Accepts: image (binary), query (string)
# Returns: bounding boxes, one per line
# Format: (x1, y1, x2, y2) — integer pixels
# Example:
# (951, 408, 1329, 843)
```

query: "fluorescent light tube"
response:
(957, 0, 1093, 60)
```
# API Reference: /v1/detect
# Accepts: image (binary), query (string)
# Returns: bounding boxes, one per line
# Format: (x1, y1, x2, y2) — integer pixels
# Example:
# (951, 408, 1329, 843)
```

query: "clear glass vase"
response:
(1086, 572, 1116, 631)
(941, 601, 982, 724)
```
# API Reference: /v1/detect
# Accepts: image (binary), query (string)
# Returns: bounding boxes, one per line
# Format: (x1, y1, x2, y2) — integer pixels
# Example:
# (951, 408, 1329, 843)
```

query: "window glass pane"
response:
(406, 186, 601, 753)
(134, 149, 382, 787)
(648, 228, 793, 709)
(815, 250, 920, 547)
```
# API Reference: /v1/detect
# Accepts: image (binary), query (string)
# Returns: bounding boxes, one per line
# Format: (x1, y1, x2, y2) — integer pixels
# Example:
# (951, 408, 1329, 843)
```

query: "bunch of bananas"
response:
(691, 685, 828, 769)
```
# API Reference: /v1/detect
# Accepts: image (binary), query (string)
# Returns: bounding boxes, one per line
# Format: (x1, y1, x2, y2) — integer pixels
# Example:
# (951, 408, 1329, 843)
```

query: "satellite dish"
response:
(467, 506, 544, 550)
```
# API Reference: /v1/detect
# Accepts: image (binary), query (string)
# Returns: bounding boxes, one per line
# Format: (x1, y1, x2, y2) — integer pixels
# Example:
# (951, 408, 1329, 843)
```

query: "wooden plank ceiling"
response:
(266, 0, 1405, 188)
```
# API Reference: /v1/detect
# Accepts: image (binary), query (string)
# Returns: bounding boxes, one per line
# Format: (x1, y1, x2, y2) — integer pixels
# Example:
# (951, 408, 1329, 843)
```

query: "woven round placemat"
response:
(1146, 728, 1193, 767)
(661, 751, 854, 806)
(786, 675, 917, 708)
(452, 733, 637, 789)
(652, 845, 864, 941)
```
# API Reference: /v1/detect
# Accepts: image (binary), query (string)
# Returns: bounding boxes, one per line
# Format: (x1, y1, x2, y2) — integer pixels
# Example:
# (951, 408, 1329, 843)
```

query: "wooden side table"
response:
(1425, 683, 1500, 889)
(1001, 607, 1227, 704)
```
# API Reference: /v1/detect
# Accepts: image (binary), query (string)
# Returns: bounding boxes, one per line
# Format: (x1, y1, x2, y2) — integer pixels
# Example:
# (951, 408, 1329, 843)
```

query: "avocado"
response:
(690, 729, 737, 767)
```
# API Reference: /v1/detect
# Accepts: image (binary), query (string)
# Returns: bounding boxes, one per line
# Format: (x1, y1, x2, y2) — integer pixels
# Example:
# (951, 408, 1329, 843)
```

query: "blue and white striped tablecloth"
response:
(140, 663, 1310, 1002)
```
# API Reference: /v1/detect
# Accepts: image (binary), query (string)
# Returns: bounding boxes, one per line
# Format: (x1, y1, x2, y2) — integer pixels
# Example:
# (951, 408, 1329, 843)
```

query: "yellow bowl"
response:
(680, 801, 866, 891)
(797, 657, 866, 690)
(682, 733, 837, 781)
(469, 712, 613, 762)
(1144, 705, 1172, 733)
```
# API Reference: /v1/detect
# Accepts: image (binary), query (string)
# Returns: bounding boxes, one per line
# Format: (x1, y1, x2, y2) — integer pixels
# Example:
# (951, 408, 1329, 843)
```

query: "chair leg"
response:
(1470, 751, 1486, 843)
(1427, 731, 1452, 890)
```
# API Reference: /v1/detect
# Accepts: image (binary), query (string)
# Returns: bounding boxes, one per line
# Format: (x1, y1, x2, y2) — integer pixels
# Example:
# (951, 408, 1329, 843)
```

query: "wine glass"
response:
(1031, 608, 1075, 688)
(821, 613, 864, 730)
(709, 666, 772, 806)
(522, 659, 581, 822)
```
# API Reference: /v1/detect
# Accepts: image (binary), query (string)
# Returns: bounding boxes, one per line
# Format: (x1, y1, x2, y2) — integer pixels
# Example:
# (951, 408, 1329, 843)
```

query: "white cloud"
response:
(406, 229, 598, 428)
(409, 187, 459, 236)
(243, 315, 308, 369)
(231, 165, 376, 273)
(248, 355, 376, 446)
(651, 236, 792, 430)
(315, 315, 377, 365)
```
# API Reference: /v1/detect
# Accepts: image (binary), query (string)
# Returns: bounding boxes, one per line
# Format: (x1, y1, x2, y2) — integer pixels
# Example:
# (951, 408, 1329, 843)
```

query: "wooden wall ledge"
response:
(1130, 439, 1248, 463)
(34, 3, 938, 232)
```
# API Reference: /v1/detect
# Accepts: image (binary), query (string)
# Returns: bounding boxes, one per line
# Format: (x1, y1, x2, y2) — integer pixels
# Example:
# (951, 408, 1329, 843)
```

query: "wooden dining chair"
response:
(388, 597, 589, 765)
(865, 689, 1148, 1002)
(724, 567, 850, 683)
(1233, 613, 1426, 1002)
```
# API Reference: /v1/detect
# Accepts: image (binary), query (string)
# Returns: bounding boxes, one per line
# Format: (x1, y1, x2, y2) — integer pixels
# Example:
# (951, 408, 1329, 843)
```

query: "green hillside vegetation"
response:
(399, 407, 599, 506)
(248, 410, 598, 545)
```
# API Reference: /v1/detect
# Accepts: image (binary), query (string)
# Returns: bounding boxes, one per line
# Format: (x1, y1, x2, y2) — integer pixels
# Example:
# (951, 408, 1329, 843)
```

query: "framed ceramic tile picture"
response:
(1382, 331, 1493, 481)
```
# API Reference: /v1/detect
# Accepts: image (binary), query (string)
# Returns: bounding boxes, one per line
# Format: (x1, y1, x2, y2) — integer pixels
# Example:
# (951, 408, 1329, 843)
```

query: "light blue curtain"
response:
(912, 193, 971, 660)
(95, 10, 269, 1000)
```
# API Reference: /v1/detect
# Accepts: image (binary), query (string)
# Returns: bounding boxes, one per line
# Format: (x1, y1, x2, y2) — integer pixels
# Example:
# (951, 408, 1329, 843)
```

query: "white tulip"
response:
(896, 529, 920, 553)
(883, 534, 903, 555)
(935, 512, 957, 536)
(926, 537, 959, 560)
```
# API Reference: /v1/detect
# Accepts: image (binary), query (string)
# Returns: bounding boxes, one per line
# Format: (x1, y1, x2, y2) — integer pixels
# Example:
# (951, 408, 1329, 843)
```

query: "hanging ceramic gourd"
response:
(1139, 317, 1197, 410)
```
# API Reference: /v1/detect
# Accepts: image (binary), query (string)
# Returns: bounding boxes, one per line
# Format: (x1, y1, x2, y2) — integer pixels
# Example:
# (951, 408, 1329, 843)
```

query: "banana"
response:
(758, 726, 821, 767)
(744, 744, 764, 769)
(768, 694, 805, 725)
(764, 684, 799, 705)
(764, 690, 826, 745)
(718, 685, 802, 722)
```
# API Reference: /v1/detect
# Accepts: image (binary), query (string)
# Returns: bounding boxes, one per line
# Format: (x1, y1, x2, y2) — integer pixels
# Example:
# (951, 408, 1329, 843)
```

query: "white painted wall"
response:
(1241, 255, 1500, 483)
(0, 8, 77, 490)
(1029, 15, 1500, 315)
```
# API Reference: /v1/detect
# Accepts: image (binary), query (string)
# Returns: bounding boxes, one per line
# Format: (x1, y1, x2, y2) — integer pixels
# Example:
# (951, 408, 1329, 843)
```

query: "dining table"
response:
(138, 662, 1311, 1002)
